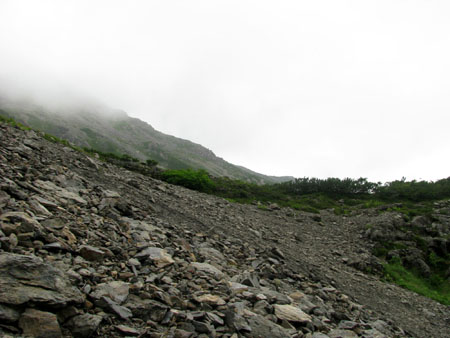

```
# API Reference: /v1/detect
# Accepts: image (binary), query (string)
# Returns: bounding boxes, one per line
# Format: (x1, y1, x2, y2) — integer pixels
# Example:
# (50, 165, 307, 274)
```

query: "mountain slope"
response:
(0, 94, 293, 184)
(0, 120, 449, 337)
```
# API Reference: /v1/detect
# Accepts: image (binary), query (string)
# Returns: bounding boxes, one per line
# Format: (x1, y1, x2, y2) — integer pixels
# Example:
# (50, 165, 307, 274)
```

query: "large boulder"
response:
(0, 253, 85, 307)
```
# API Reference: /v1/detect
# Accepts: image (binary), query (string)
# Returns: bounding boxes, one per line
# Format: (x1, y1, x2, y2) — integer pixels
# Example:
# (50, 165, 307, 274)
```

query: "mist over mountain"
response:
(0, 91, 292, 184)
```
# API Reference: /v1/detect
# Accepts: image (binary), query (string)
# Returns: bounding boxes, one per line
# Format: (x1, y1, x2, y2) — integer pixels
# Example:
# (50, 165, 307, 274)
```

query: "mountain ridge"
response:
(0, 93, 293, 184)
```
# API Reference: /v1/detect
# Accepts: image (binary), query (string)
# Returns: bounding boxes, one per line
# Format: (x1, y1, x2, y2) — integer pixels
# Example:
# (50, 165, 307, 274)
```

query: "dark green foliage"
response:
(279, 177, 379, 196)
(376, 177, 450, 201)
(160, 169, 215, 192)
(146, 159, 159, 167)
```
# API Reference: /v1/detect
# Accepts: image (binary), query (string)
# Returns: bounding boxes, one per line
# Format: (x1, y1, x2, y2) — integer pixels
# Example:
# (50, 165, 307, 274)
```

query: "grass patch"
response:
(0, 113, 31, 130)
(383, 258, 450, 305)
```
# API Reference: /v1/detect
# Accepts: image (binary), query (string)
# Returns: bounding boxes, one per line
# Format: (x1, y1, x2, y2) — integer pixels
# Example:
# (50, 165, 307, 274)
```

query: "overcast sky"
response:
(1, 1, 449, 182)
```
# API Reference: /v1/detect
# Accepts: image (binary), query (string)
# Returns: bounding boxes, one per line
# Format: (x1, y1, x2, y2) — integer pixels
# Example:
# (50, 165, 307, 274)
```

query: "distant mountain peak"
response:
(0, 92, 293, 184)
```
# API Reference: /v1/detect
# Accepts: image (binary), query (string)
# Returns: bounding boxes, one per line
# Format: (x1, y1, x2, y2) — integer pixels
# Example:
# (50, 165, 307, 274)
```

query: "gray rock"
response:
(115, 324, 140, 336)
(91, 281, 130, 305)
(33, 180, 87, 205)
(0, 252, 84, 307)
(190, 262, 225, 279)
(135, 247, 175, 267)
(327, 329, 358, 337)
(65, 313, 103, 338)
(362, 328, 389, 338)
(19, 308, 62, 338)
(232, 271, 260, 288)
(257, 288, 292, 305)
(124, 294, 168, 322)
(0, 211, 45, 236)
(246, 314, 291, 338)
(198, 246, 225, 262)
(274, 304, 312, 323)
(101, 296, 133, 320)
(309, 333, 330, 338)
(79, 245, 105, 261)
(0, 304, 21, 323)
(192, 320, 214, 334)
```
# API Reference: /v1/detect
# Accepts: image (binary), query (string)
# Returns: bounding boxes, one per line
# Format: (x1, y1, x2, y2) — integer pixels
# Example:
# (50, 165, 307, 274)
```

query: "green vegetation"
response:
(160, 169, 215, 192)
(0, 113, 31, 130)
(383, 257, 450, 305)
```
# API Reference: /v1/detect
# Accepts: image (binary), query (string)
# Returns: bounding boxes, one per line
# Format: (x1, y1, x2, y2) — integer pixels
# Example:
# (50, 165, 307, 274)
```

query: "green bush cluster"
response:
(160, 169, 215, 192)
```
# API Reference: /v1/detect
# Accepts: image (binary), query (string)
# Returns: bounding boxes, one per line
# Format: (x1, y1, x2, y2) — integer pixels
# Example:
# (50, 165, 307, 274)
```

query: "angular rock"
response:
(124, 295, 168, 322)
(190, 262, 224, 279)
(274, 304, 312, 324)
(194, 294, 226, 306)
(91, 281, 130, 305)
(232, 271, 260, 288)
(65, 313, 103, 338)
(79, 245, 105, 261)
(116, 324, 140, 336)
(101, 296, 133, 320)
(0, 211, 45, 236)
(18, 308, 62, 338)
(198, 246, 225, 262)
(328, 329, 358, 338)
(0, 253, 84, 307)
(33, 180, 87, 205)
(135, 247, 174, 267)
(246, 314, 291, 338)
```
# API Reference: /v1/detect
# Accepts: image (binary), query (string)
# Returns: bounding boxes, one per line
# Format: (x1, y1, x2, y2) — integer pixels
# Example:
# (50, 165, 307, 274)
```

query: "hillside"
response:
(0, 119, 449, 337)
(0, 94, 292, 184)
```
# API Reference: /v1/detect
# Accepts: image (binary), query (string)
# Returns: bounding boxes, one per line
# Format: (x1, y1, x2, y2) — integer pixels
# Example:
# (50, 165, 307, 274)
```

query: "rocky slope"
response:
(0, 122, 449, 338)
(0, 95, 292, 184)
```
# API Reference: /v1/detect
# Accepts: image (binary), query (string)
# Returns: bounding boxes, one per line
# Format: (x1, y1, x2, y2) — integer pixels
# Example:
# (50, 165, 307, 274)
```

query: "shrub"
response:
(160, 169, 215, 193)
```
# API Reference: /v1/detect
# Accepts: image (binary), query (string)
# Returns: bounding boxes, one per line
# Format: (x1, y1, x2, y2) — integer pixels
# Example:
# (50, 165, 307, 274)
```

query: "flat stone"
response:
(79, 245, 105, 261)
(257, 288, 292, 305)
(190, 262, 224, 279)
(194, 294, 226, 306)
(135, 247, 174, 267)
(273, 304, 312, 324)
(65, 313, 103, 338)
(116, 324, 140, 336)
(198, 246, 225, 261)
(91, 281, 129, 305)
(19, 308, 62, 338)
(328, 329, 358, 338)
(34, 180, 87, 205)
(124, 294, 168, 322)
(103, 190, 121, 198)
(310, 333, 331, 338)
(192, 320, 214, 334)
(244, 315, 291, 338)
(101, 296, 133, 320)
(229, 281, 249, 294)
(0, 211, 45, 235)
(0, 253, 84, 307)
(232, 271, 260, 288)
(361, 328, 388, 338)
(289, 291, 306, 301)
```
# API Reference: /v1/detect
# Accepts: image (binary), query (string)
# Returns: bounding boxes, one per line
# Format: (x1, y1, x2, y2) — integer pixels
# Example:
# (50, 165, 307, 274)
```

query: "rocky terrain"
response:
(0, 122, 449, 337)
